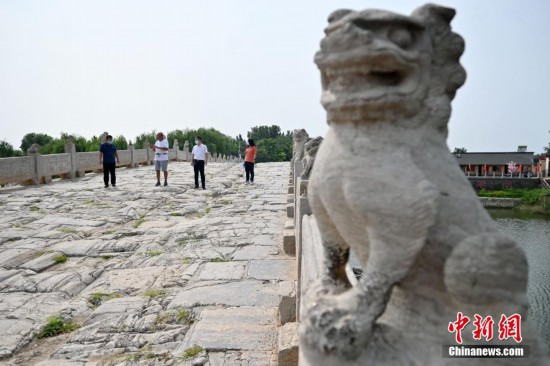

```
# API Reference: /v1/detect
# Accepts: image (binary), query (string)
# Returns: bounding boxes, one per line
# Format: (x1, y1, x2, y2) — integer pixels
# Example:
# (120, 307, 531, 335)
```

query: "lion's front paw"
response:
(301, 282, 371, 360)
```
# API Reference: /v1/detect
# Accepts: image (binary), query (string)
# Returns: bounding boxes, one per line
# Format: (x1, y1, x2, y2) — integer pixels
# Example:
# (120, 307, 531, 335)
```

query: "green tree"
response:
(134, 131, 157, 149)
(453, 147, 468, 154)
(114, 135, 128, 150)
(246, 125, 293, 162)
(0, 140, 15, 157)
(20, 133, 53, 152)
(248, 125, 282, 140)
(167, 128, 237, 156)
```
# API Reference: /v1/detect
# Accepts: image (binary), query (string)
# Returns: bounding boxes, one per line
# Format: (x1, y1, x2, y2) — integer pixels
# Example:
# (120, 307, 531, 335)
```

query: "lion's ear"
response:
(327, 9, 353, 23)
(411, 3, 455, 26)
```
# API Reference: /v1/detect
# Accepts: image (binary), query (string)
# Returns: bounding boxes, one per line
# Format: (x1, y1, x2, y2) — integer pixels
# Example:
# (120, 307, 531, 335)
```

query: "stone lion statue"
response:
(301, 4, 548, 365)
(292, 129, 310, 164)
(301, 137, 324, 180)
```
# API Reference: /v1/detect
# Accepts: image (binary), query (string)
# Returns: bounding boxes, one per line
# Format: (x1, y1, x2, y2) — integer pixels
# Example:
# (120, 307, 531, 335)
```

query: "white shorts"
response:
(155, 160, 168, 171)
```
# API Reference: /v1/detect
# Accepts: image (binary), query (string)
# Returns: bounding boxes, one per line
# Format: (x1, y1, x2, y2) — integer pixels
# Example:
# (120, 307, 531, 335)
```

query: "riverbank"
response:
(478, 188, 550, 215)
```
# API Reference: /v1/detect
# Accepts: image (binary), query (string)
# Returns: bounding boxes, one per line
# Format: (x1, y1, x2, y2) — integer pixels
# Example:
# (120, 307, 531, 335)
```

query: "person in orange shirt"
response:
(244, 139, 257, 184)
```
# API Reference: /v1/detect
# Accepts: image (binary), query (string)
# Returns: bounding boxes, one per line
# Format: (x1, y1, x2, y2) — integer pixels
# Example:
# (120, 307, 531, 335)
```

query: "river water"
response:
(487, 209, 550, 350)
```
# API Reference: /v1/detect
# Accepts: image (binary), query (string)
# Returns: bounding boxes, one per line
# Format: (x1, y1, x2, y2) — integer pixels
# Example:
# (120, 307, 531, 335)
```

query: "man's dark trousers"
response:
(103, 163, 116, 186)
(194, 160, 205, 188)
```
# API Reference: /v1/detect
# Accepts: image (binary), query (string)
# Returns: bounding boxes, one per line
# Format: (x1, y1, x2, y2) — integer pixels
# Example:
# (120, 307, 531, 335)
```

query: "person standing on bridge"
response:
(99, 134, 120, 188)
(151, 132, 169, 186)
(191, 136, 208, 189)
(244, 138, 257, 184)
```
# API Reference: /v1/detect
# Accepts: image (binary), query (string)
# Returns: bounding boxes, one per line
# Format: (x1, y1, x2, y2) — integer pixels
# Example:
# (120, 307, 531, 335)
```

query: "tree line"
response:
(0, 125, 295, 163)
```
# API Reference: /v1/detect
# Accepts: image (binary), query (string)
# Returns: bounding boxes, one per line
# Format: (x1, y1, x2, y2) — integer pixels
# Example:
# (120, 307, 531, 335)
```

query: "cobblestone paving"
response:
(0, 162, 293, 366)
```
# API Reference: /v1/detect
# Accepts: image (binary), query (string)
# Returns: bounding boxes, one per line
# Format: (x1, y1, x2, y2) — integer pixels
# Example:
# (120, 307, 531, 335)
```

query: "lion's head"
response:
(315, 4, 466, 125)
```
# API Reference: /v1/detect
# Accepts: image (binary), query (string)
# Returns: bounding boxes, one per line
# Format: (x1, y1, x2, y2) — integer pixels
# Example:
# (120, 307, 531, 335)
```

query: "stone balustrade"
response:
(0, 137, 237, 186)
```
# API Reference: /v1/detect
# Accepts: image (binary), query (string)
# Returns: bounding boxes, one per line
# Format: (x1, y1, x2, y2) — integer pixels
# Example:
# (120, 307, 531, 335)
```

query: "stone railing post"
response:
(27, 144, 50, 185)
(183, 141, 189, 161)
(64, 135, 77, 179)
(143, 141, 151, 165)
(127, 142, 136, 168)
(173, 139, 180, 161)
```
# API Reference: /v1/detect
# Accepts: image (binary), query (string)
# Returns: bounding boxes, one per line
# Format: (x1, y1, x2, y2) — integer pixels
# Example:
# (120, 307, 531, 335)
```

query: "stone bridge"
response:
(0, 161, 296, 365)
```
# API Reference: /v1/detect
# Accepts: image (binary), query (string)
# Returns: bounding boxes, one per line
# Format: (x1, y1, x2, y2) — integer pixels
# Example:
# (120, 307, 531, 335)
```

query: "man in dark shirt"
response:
(99, 135, 120, 188)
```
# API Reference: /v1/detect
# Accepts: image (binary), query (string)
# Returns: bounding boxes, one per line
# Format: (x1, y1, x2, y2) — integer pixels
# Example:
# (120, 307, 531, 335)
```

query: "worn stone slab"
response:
(0, 319, 36, 359)
(0, 292, 69, 358)
(0, 249, 36, 268)
(278, 280, 297, 324)
(33, 216, 105, 227)
(233, 245, 279, 260)
(198, 262, 246, 281)
(49, 240, 100, 256)
(286, 204, 294, 218)
(248, 260, 296, 281)
(251, 235, 277, 246)
(169, 280, 279, 308)
(177, 307, 278, 353)
(80, 266, 167, 296)
(278, 322, 299, 366)
(0, 268, 102, 296)
(283, 229, 296, 255)
(35, 360, 85, 366)
(85, 296, 147, 325)
(138, 220, 177, 229)
(19, 251, 65, 272)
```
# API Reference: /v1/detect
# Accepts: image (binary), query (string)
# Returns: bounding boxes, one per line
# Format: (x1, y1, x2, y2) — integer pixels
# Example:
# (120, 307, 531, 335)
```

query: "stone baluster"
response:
(144, 141, 151, 165)
(27, 144, 50, 185)
(183, 141, 189, 161)
(173, 139, 180, 161)
(64, 135, 78, 179)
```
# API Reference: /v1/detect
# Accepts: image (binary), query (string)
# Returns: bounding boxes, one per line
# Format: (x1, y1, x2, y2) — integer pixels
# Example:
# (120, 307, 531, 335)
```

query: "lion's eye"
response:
(388, 28, 413, 49)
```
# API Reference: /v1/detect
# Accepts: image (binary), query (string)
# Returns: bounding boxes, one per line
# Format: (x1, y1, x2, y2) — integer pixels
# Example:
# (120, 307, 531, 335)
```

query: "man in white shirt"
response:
(151, 132, 169, 186)
(191, 136, 208, 189)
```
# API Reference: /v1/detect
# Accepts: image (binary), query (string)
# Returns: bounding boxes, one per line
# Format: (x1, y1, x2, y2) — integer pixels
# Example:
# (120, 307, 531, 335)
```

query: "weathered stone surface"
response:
(300, 4, 549, 365)
(0, 161, 292, 364)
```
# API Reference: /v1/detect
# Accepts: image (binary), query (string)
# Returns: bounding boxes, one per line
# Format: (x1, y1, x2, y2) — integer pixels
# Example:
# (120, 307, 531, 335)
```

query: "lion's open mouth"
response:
(320, 56, 416, 97)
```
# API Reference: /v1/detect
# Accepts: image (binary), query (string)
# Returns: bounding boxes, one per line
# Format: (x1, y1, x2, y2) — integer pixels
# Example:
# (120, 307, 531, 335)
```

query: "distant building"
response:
(454, 146, 535, 177)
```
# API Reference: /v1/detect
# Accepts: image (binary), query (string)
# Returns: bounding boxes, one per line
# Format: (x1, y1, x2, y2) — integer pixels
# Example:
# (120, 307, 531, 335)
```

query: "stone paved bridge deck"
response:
(0, 162, 293, 366)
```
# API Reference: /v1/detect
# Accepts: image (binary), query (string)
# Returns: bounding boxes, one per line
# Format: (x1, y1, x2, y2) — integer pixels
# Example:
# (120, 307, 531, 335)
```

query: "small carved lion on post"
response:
(301, 4, 547, 365)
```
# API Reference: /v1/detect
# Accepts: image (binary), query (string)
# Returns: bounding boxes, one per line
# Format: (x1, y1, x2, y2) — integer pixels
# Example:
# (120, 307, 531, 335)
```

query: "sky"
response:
(1, 0, 549, 153)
